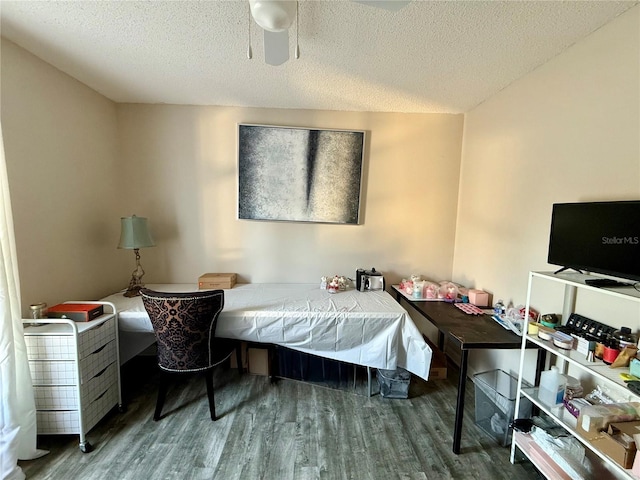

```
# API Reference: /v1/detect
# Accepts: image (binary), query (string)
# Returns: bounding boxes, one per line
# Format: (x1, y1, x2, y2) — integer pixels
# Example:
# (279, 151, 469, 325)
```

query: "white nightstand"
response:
(22, 301, 122, 453)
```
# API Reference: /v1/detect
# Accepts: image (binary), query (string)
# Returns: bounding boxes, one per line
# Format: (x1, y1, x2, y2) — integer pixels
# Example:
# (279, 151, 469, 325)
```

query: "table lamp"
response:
(118, 215, 155, 297)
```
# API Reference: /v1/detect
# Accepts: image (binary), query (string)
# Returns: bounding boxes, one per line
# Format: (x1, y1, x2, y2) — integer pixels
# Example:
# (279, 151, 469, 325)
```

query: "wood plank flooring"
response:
(19, 357, 540, 479)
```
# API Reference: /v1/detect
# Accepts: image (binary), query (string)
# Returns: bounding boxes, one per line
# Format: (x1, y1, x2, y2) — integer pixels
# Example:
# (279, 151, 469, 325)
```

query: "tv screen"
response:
(548, 201, 640, 282)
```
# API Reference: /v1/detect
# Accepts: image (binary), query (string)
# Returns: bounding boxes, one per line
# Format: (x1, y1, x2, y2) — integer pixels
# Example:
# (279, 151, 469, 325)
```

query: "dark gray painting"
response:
(238, 124, 364, 224)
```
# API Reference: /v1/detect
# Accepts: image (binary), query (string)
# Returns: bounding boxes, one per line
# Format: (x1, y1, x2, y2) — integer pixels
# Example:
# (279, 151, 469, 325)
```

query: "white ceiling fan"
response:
(248, 0, 411, 66)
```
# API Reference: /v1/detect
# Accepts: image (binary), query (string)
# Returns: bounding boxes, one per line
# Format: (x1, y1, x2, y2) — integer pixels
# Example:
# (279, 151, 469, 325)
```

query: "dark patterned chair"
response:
(140, 288, 241, 421)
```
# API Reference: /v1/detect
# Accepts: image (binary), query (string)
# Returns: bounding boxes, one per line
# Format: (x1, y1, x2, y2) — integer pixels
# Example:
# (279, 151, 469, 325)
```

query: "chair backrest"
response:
(140, 289, 225, 372)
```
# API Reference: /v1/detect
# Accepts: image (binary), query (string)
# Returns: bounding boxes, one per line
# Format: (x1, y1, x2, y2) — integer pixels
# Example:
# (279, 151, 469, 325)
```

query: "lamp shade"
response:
(118, 215, 155, 249)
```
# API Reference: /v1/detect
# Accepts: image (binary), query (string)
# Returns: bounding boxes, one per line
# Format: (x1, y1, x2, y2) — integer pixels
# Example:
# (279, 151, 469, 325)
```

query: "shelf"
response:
(511, 270, 640, 479)
(520, 387, 634, 478)
(524, 333, 640, 400)
(520, 388, 581, 441)
(531, 271, 640, 303)
(513, 431, 573, 480)
(514, 430, 632, 480)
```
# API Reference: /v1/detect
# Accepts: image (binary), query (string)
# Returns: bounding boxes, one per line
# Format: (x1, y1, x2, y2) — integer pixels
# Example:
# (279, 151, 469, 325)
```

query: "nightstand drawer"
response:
(36, 383, 119, 435)
(24, 317, 116, 361)
(82, 383, 119, 432)
(24, 335, 75, 360)
(29, 340, 116, 385)
(29, 360, 76, 385)
(79, 340, 116, 383)
(78, 317, 115, 359)
(33, 361, 117, 409)
(80, 361, 117, 403)
(33, 385, 78, 409)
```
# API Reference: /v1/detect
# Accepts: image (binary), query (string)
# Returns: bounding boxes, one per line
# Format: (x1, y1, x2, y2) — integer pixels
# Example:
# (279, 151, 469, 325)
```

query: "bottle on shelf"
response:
(602, 334, 620, 365)
(612, 326, 638, 350)
(538, 366, 566, 407)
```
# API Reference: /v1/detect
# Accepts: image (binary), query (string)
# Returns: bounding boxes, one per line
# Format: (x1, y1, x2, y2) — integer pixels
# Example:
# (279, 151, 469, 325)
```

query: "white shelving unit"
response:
(22, 301, 121, 453)
(510, 271, 640, 479)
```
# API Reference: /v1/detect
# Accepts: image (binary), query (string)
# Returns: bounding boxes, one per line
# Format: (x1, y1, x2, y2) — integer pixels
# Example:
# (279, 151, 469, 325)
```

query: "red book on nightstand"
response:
(47, 303, 104, 322)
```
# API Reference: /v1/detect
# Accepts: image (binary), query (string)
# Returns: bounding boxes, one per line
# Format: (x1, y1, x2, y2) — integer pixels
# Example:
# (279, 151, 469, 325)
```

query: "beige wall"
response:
(1, 37, 464, 315)
(1, 38, 128, 313)
(116, 105, 463, 285)
(454, 6, 640, 375)
(2, 5, 638, 375)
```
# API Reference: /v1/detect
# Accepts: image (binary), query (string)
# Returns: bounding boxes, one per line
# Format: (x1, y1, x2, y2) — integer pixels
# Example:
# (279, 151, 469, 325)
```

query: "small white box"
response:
(571, 334, 590, 355)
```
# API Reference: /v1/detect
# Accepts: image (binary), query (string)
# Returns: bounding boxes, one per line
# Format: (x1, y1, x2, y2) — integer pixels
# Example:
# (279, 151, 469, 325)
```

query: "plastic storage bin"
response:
(474, 369, 532, 446)
(377, 368, 411, 398)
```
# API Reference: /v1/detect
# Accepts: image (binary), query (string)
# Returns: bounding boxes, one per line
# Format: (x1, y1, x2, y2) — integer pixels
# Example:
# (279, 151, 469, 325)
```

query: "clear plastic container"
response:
(538, 366, 566, 407)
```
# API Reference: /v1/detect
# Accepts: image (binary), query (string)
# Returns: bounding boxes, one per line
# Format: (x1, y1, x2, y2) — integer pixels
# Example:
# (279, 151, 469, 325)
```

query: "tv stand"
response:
(584, 278, 632, 288)
(553, 266, 583, 275)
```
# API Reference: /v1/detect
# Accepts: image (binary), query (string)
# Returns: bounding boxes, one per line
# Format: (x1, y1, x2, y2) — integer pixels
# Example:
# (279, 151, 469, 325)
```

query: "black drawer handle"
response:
(91, 344, 107, 355)
(93, 389, 108, 402)
(93, 366, 109, 378)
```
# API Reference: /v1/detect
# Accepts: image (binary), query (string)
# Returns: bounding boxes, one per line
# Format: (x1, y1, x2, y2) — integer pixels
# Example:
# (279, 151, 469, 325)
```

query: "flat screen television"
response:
(547, 200, 640, 282)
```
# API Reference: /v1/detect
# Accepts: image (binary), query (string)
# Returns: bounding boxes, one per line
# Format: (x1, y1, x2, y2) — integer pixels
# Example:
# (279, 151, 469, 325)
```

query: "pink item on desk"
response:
(469, 289, 489, 307)
(439, 282, 459, 302)
(455, 303, 485, 315)
(424, 282, 439, 299)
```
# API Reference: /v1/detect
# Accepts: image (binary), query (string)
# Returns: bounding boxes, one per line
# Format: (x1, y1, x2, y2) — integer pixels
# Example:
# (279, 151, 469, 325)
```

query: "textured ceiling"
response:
(1, 0, 637, 113)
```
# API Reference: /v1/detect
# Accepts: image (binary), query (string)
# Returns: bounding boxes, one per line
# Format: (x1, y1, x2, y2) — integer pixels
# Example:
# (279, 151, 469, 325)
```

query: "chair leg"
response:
(205, 369, 216, 421)
(154, 372, 168, 421)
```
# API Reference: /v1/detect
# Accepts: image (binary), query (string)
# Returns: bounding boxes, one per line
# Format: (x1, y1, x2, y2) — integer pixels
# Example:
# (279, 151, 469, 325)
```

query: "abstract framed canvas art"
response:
(238, 124, 365, 224)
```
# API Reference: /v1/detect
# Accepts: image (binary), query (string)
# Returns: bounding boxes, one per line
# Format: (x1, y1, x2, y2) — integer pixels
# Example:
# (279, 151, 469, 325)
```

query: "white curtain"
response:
(0, 123, 46, 480)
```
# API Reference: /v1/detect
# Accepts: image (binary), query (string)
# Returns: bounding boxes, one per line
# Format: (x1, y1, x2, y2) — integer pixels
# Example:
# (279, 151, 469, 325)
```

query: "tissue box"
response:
(469, 289, 489, 307)
(198, 273, 237, 289)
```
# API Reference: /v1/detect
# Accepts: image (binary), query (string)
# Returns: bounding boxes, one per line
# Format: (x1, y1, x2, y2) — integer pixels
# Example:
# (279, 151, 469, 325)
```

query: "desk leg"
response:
(269, 345, 278, 384)
(453, 349, 469, 454)
(438, 331, 445, 351)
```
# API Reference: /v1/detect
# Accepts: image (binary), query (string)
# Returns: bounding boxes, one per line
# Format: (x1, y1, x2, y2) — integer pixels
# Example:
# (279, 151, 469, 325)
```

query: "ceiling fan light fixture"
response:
(249, 0, 297, 32)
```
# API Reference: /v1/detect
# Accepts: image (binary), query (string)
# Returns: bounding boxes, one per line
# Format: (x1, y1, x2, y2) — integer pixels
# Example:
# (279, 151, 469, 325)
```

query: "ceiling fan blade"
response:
(354, 1, 410, 11)
(264, 29, 290, 66)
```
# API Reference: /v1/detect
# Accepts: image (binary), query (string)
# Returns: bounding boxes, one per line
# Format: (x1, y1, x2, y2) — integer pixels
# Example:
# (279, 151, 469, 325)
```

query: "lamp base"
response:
(123, 248, 146, 297)
(123, 285, 143, 297)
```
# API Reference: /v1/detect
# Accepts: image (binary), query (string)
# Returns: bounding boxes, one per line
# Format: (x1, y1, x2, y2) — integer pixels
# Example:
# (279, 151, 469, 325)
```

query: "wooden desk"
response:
(392, 286, 536, 454)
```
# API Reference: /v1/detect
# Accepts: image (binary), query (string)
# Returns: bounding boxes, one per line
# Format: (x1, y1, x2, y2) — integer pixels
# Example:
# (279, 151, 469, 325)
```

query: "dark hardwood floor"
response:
(19, 356, 540, 479)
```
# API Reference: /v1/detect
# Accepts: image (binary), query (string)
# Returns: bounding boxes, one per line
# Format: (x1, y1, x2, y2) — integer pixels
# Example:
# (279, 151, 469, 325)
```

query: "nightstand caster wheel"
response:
(118, 404, 126, 413)
(79, 441, 93, 453)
